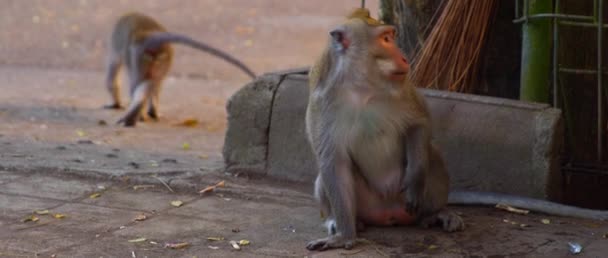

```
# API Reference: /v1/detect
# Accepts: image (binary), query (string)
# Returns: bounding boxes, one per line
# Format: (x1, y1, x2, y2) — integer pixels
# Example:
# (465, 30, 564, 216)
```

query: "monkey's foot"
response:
(147, 109, 160, 120)
(306, 235, 355, 251)
(103, 103, 124, 110)
(419, 209, 465, 232)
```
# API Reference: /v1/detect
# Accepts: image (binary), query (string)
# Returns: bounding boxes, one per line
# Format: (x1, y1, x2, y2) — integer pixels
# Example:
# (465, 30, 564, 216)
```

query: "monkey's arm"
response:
(138, 32, 256, 79)
(402, 125, 431, 214)
(449, 190, 608, 220)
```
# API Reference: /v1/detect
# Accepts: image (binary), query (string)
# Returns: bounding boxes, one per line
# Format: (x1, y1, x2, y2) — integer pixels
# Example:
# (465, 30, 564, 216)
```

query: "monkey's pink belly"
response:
(359, 207, 416, 226)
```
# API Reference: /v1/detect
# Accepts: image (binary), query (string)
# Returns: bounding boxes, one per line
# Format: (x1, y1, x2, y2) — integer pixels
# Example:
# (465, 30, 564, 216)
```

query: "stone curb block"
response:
(224, 69, 563, 200)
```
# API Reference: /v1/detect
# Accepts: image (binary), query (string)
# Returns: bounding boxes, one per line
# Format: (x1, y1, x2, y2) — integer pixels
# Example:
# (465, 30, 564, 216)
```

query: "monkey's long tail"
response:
(448, 190, 608, 221)
(139, 32, 257, 79)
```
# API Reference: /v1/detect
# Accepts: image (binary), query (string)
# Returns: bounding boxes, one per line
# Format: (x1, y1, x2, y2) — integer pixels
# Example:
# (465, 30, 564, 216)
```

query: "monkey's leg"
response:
(104, 52, 123, 109)
(147, 81, 161, 120)
(117, 81, 150, 127)
(416, 146, 464, 232)
(306, 148, 357, 251)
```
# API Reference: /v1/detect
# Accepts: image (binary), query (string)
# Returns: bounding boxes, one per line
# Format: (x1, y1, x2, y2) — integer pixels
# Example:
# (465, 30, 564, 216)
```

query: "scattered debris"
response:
(105, 153, 117, 158)
(119, 226, 126, 230)
(149, 160, 159, 167)
(231, 228, 240, 233)
(340, 249, 364, 255)
(72, 158, 84, 163)
(75, 129, 86, 137)
(22, 215, 39, 223)
(131, 250, 136, 258)
(568, 242, 582, 254)
(128, 237, 147, 243)
(428, 244, 438, 250)
(541, 219, 551, 225)
(150, 241, 158, 245)
(153, 176, 174, 193)
(495, 203, 529, 215)
(199, 154, 209, 159)
(238, 240, 250, 246)
(89, 193, 101, 199)
(199, 180, 226, 194)
(207, 237, 225, 241)
(133, 184, 156, 190)
(283, 225, 296, 233)
(133, 213, 147, 221)
(182, 143, 190, 150)
(229, 240, 241, 250)
(162, 158, 178, 164)
(128, 162, 140, 169)
(170, 200, 184, 207)
(173, 118, 199, 127)
(53, 213, 66, 219)
(56, 145, 67, 150)
(34, 210, 50, 215)
(208, 245, 220, 250)
(165, 242, 190, 249)
(77, 139, 94, 145)
(98, 120, 107, 126)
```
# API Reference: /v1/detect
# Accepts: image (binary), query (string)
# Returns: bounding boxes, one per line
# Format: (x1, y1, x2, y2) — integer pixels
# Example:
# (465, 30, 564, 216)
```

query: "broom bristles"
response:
(410, 0, 496, 93)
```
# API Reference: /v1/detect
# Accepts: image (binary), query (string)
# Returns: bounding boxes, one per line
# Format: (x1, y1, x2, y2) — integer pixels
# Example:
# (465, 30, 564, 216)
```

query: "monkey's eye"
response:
(383, 35, 391, 43)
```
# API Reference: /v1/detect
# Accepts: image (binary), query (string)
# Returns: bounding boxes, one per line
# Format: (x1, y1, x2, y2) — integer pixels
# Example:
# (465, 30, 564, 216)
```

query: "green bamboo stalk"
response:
(520, 0, 553, 103)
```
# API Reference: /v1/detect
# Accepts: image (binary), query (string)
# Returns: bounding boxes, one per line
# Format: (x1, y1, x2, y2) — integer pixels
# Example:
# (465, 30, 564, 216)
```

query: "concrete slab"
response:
(51, 203, 143, 233)
(81, 187, 197, 212)
(0, 175, 96, 201)
(0, 170, 22, 184)
(0, 225, 90, 256)
(0, 194, 63, 219)
(224, 70, 564, 200)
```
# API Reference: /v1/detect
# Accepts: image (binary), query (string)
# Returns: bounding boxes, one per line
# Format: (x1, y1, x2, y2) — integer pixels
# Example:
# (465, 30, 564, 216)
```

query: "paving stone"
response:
(0, 175, 96, 201)
(0, 225, 89, 256)
(0, 171, 21, 185)
(81, 188, 197, 212)
(50, 203, 143, 233)
(0, 194, 63, 219)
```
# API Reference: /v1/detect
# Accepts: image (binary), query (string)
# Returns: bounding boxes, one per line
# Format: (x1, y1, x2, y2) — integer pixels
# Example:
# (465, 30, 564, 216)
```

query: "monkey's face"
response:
(370, 26, 410, 83)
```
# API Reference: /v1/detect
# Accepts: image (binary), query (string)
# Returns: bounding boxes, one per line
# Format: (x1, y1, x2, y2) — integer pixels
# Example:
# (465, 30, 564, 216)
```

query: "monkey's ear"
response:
(330, 28, 350, 51)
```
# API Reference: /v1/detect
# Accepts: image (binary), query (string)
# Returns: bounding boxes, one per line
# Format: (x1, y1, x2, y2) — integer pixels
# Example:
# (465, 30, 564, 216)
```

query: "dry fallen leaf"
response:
(133, 184, 155, 190)
(89, 193, 101, 199)
(34, 209, 50, 215)
(165, 242, 190, 249)
(541, 219, 551, 225)
(199, 154, 209, 159)
(173, 118, 199, 127)
(22, 215, 39, 223)
(495, 203, 530, 215)
(53, 213, 66, 219)
(207, 237, 225, 241)
(229, 240, 241, 250)
(133, 213, 147, 221)
(75, 129, 86, 137)
(199, 180, 226, 194)
(428, 245, 438, 250)
(208, 245, 220, 250)
(238, 240, 250, 246)
(128, 237, 147, 243)
(170, 200, 184, 207)
(182, 143, 190, 150)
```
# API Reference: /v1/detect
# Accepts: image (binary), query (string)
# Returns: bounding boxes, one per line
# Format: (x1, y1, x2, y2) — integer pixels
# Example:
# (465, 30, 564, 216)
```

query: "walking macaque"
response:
(306, 8, 608, 251)
(105, 12, 256, 126)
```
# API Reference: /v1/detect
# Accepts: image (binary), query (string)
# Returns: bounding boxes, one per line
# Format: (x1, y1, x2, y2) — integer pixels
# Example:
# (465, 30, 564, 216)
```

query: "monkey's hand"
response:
(306, 235, 355, 251)
(402, 179, 425, 214)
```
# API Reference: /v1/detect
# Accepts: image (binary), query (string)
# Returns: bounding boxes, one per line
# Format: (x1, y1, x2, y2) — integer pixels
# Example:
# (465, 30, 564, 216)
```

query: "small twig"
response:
(152, 176, 174, 193)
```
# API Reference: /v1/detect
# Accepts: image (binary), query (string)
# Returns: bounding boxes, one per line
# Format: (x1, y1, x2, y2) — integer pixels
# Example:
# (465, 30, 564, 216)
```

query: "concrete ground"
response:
(1, 1, 608, 257)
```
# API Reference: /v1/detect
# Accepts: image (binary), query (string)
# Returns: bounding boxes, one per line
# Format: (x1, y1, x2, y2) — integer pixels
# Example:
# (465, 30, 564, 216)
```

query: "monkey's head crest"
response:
(347, 8, 383, 26)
